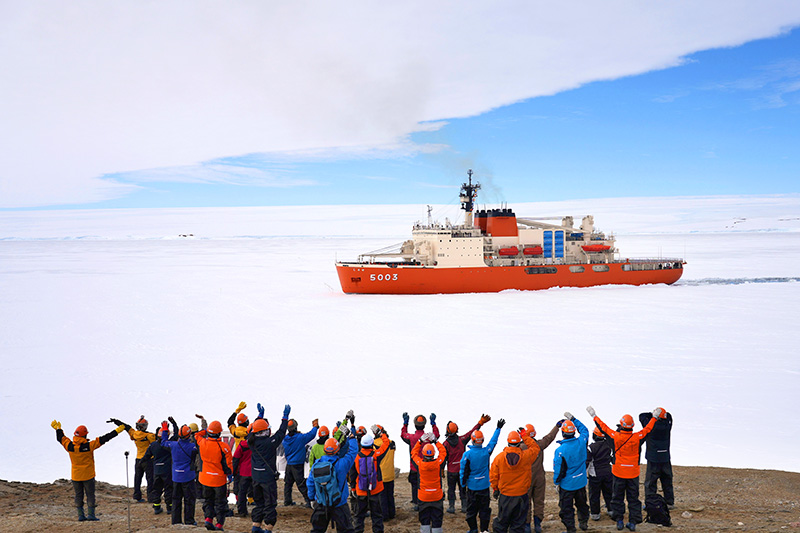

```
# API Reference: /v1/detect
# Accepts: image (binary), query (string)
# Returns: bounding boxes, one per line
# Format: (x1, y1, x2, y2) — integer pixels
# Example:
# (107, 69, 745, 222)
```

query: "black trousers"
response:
(610, 476, 642, 524)
(252, 480, 278, 526)
(588, 473, 613, 515)
(133, 457, 154, 501)
(354, 493, 383, 533)
(72, 478, 96, 509)
(408, 470, 419, 504)
(171, 480, 197, 525)
(202, 484, 229, 526)
(558, 486, 589, 532)
(379, 480, 396, 520)
(311, 503, 355, 533)
(149, 473, 173, 506)
(419, 499, 444, 527)
(644, 462, 674, 506)
(493, 494, 529, 533)
(284, 463, 310, 504)
(465, 488, 491, 532)
(447, 472, 465, 504)
(237, 475, 253, 514)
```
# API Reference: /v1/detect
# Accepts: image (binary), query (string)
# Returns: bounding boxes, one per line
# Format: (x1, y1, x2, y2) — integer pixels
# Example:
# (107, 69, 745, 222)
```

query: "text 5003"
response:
(370, 273, 398, 281)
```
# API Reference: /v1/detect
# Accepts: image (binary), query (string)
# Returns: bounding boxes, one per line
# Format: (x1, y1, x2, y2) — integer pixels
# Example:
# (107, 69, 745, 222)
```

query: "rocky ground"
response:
(2, 467, 799, 532)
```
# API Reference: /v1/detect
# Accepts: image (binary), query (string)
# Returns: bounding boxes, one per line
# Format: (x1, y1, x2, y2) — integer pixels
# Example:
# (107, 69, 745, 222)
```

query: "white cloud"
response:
(2, 1, 800, 208)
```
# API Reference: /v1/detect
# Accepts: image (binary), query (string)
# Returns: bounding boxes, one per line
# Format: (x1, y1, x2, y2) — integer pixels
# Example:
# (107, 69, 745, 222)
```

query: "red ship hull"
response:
(336, 262, 683, 294)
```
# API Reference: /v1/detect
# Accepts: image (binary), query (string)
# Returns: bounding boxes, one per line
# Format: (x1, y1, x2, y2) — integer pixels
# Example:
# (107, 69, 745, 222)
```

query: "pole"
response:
(125, 451, 131, 533)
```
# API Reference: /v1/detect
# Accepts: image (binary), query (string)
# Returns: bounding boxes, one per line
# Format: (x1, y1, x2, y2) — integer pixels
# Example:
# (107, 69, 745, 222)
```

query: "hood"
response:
(446, 434, 459, 446)
(503, 447, 522, 468)
(73, 436, 88, 445)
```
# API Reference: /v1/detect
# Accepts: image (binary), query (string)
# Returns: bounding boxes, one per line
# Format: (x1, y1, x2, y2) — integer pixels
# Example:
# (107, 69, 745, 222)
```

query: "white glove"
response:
(340, 425, 351, 438)
(421, 432, 433, 443)
(346, 409, 354, 419)
(586, 406, 596, 418)
(652, 407, 664, 418)
(564, 411, 574, 421)
(370, 424, 380, 436)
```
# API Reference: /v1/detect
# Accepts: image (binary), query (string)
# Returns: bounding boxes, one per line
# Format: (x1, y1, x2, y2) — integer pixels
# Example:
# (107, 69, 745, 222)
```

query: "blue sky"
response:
(2, 3, 799, 210)
(99, 29, 799, 210)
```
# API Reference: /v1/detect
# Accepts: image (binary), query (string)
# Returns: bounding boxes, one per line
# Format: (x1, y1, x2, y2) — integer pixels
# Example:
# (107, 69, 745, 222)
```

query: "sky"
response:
(1, 1, 800, 210)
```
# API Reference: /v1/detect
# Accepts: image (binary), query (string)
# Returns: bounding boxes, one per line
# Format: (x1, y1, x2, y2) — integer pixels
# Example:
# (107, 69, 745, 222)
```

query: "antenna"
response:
(427, 205, 433, 226)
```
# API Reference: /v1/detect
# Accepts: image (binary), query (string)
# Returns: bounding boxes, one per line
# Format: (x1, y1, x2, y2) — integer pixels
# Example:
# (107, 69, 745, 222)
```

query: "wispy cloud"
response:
(709, 59, 800, 108)
(2, 1, 800, 208)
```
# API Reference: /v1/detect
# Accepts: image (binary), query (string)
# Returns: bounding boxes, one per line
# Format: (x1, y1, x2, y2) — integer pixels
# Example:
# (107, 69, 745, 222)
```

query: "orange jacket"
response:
(195, 430, 234, 487)
(354, 436, 390, 496)
(411, 441, 446, 502)
(490, 435, 540, 497)
(127, 428, 156, 459)
(59, 426, 124, 481)
(594, 416, 655, 479)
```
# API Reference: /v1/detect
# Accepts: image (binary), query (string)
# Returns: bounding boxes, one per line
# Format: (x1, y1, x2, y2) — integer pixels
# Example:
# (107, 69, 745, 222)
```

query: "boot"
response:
(533, 516, 542, 533)
(432, 528, 443, 533)
(251, 527, 264, 533)
(154, 503, 163, 514)
(420, 525, 432, 533)
(166, 503, 172, 514)
(447, 501, 456, 514)
(626, 523, 636, 532)
(616, 519, 625, 530)
(205, 517, 216, 531)
(579, 520, 589, 531)
(523, 523, 531, 533)
(460, 501, 466, 513)
(76, 507, 86, 521)
(87, 507, 99, 521)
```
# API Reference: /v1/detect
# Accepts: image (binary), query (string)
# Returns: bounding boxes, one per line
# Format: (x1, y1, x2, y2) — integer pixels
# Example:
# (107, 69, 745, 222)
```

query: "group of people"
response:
(52, 403, 673, 533)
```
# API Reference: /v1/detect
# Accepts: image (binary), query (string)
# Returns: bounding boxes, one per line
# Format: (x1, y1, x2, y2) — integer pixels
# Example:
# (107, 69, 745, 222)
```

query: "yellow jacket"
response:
(127, 428, 156, 459)
(375, 437, 396, 482)
(59, 426, 124, 481)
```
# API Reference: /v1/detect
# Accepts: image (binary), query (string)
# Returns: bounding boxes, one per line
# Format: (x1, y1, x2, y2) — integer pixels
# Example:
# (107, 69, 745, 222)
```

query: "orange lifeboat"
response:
(523, 246, 543, 255)
(582, 244, 611, 252)
(498, 247, 519, 256)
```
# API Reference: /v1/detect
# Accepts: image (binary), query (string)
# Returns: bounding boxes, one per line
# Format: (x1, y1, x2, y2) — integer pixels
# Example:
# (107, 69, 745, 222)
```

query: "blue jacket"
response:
(283, 427, 318, 466)
(553, 417, 589, 490)
(459, 427, 501, 491)
(306, 437, 358, 507)
(161, 432, 197, 484)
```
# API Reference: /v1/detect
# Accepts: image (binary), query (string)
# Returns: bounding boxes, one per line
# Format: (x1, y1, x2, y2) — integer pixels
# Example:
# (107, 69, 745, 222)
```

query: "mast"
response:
(459, 169, 481, 227)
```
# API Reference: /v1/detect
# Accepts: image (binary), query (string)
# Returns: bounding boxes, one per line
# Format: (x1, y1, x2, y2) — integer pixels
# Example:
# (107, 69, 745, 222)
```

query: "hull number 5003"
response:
(370, 273, 398, 281)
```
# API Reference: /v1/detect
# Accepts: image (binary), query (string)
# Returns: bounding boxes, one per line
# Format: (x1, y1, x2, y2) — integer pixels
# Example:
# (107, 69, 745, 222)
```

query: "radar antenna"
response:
(459, 169, 481, 227)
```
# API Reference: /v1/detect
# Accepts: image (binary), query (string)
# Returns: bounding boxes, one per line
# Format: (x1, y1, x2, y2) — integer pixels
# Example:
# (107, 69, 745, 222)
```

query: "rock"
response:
(689, 505, 705, 512)
(738, 522, 744, 526)
(682, 511, 693, 518)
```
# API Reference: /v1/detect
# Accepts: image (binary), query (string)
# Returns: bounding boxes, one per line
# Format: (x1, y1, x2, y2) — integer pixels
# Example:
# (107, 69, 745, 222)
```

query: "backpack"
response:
(312, 459, 341, 507)
(357, 450, 378, 493)
(644, 493, 672, 526)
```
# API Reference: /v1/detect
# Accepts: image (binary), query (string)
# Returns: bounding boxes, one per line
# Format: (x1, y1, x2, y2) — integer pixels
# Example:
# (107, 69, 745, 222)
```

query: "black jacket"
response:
(639, 412, 672, 463)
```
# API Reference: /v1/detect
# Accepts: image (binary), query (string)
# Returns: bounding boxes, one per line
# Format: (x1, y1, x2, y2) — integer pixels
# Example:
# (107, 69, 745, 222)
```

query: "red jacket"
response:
(401, 424, 440, 472)
(443, 423, 480, 473)
(233, 439, 252, 477)
(594, 416, 655, 479)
